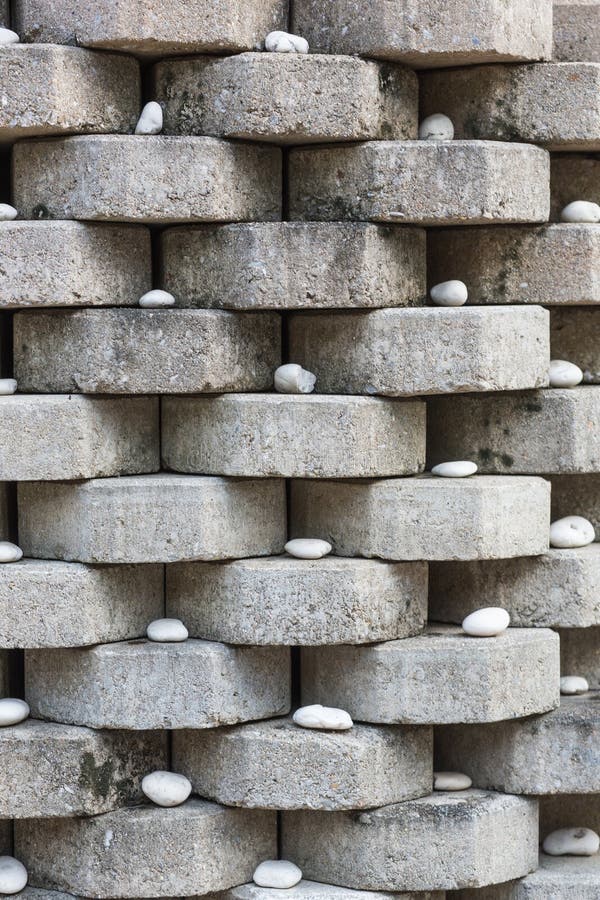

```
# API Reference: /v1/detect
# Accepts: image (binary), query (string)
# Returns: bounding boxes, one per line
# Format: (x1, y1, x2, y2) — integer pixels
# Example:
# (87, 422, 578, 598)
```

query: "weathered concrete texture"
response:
(288, 141, 550, 225)
(559, 626, 600, 689)
(0, 817, 10, 854)
(0, 395, 159, 480)
(550, 473, 600, 535)
(420, 63, 600, 150)
(428, 224, 600, 305)
(14, 309, 281, 394)
(291, 0, 551, 66)
(155, 54, 417, 144)
(0, 649, 8, 695)
(0, 482, 11, 540)
(12, 136, 282, 224)
(551, 154, 600, 219)
(0, 0, 7, 25)
(290, 476, 550, 561)
(540, 793, 600, 836)
(0, 720, 167, 817)
(18, 475, 286, 563)
(162, 395, 426, 478)
(429, 546, 600, 628)
(554, 2, 600, 61)
(25, 640, 290, 729)
(0, 222, 151, 308)
(172, 717, 432, 810)
(301, 626, 559, 724)
(167, 557, 427, 645)
(14, 0, 287, 55)
(0, 560, 163, 649)
(551, 308, 600, 382)
(288, 307, 549, 397)
(225, 884, 443, 900)
(427, 388, 600, 474)
(282, 791, 538, 892)
(159, 222, 426, 310)
(455, 854, 600, 898)
(15, 800, 276, 898)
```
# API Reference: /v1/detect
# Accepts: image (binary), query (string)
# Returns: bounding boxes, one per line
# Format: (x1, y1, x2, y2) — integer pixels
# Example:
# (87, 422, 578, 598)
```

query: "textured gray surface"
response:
(225, 884, 443, 900)
(455, 854, 600, 898)
(550, 154, 600, 220)
(550, 473, 600, 534)
(551, 308, 600, 383)
(554, 1, 600, 61)
(559, 626, 600, 689)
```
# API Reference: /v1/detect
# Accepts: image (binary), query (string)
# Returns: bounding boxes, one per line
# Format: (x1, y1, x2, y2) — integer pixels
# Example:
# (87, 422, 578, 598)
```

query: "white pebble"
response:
(543, 827, 600, 857)
(146, 618, 188, 642)
(0, 698, 29, 727)
(265, 31, 309, 53)
(431, 461, 477, 478)
(285, 538, 332, 560)
(560, 201, 600, 224)
(550, 516, 595, 549)
(139, 289, 175, 309)
(462, 607, 510, 637)
(434, 771, 472, 791)
(293, 704, 353, 731)
(274, 363, 316, 394)
(0, 379, 17, 395)
(419, 113, 454, 141)
(135, 101, 163, 135)
(253, 860, 303, 889)
(0, 542, 22, 563)
(0, 205, 17, 221)
(0, 857, 28, 895)
(430, 280, 468, 307)
(560, 676, 589, 695)
(0, 28, 19, 46)
(549, 359, 583, 388)
(141, 771, 192, 807)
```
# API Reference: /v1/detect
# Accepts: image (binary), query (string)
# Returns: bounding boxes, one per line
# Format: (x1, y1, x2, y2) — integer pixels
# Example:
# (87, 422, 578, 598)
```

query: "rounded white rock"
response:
(0, 28, 19, 46)
(265, 31, 309, 53)
(0, 204, 17, 221)
(139, 289, 175, 309)
(274, 363, 316, 394)
(253, 860, 303, 889)
(146, 618, 189, 642)
(0, 542, 23, 563)
(549, 359, 583, 388)
(431, 461, 478, 478)
(560, 201, 600, 224)
(135, 101, 163, 135)
(0, 857, 28, 895)
(141, 770, 192, 807)
(462, 607, 510, 637)
(434, 771, 473, 791)
(430, 279, 468, 306)
(560, 676, 589, 695)
(0, 379, 17, 395)
(293, 704, 353, 731)
(0, 698, 30, 727)
(543, 827, 600, 857)
(284, 538, 332, 559)
(419, 113, 454, 141)
(550, 516, 595, 549)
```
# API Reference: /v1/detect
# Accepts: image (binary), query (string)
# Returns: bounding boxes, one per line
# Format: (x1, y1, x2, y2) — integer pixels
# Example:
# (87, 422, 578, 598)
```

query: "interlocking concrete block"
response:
(167, 557, 427, 645)
(551, 153, 600, 219)
(14, 309, 281, 394)
(0, 720, 166, 817)
(13, 136, 282, 224)
(155, 54, 417, 144)
(554, 1, 600, 61)
(421, 63, 600, 150)
(559, 626, 600, 689)
(0, 222, 151, 309)
(282, 791, 538, 892)
(550, 473, 600, 534)
(172, 717, 432, 810)
(0, 560, 163, 649)
(291, 0, 551, 66)
(455, 854, 600, 898)
(288, 141, 549, 225)
(225, 884, 443, 900)
(16, 800, 276, 898)
(290, 476, 550, 561)
(18, 475, 286, 563)
(552, 308, 600, 382)
(288, 307, 549, 397)
(428, 224, 600, 306)
(159, 222, 426, 310)
(0, 46, 139, 141)
(0, 395, 159, 480)
(25, 640, 290, 729)
(162, 395, 426, 478)
(301, 626, 559, 724)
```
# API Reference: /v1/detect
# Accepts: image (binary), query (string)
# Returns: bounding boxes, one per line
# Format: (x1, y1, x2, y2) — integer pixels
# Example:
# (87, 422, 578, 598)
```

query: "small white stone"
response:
(0, 205, 17, 221)
(0, 857, 28, 895)
(419, 113, 454, 141)
(293, 704, 353, 731)
(274, 363, 316, 394)
(543, 827, 600, 857)
(135, 101, 163, 135)
(284, 538, 332, 560)
(431, 461, 478, 478)
(265, 31, 309, 53)
(549, 359, 583, 388)
(434, 771, 473, 791)
(462, 607, 510, 637)
(0, 379, 17, 396)
(253, 860, 303, 889)
(0, 28, 19, 46)
(0, 543, 22, 563)
(550, 516, 595, 549)
(560, 676, 589, 695)
(0, 698, 29, 727)
(141, 771, 192, 807)
(430, 279, 468, 307)
(146, 618, 189, 642)
(139, 289, 175, 309)
(560, 201, 600, 224)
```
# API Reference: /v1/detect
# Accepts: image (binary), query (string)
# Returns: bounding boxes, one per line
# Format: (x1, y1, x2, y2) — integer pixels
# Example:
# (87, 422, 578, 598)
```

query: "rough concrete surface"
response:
(554, 1, 600, 61)
(559, 626, 600, 689)
(550, 473, 600, 535)
(551, 307, 600, 382)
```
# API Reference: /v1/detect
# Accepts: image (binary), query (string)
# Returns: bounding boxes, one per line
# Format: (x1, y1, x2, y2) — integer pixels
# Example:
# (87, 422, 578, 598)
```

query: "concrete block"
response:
(225, 884, 443, 900)
(551, 153, 600, 219)
(0, 0, 6, 25)
(0, 818, 10, 854)
(301, 626, 559, 724)
(288, 141, 549, 225)
(172, 717, 432, 809)
(559, 626, 600, 688)
(0, 395, 159, 480)
(554, 2, 600, 61)
(159, 222, 426, 310)
(0, 720, 167, 817)
(454, 854, 600, 898)
(15, 800, 276, 897)
(540, 793, 600, 836)
(18, 474, 286, 563)
(0, 222, 151, 309)
(167, 556, 427, 645)
(288, 307, 549, 397)
(0, 649, 7, 695)
(0, 482, 11, 540)
(162, 395, 426, 478)
(550, 473, 600, 534)
(25, 640, 290, 729)
(12, 136, 281, 224)
(0, 560, 163, 649)
(551, 308, 600, 382)
(290, 475, 550, 561)
(14, 309, 281, 394)
(155, 54, 417, 144)
(281, 791, 538, 891)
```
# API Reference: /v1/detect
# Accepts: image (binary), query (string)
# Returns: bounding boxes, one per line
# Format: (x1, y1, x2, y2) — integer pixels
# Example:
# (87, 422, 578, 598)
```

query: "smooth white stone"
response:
(560, 201, 600, 224)
(549, 359, 583, 388)
(430, 279, 468, 306)
(0, 204, 17, 221)
(293, 704, 353, 731)
(274, 363, 316, 394)
(434, 771, 473, 791)
(0, 542, 22, 563)
(135, 101, 163, 135)
(284, 538, 332, 559)
(462, 607, 510, 637)
(419, 113, 454, 141)
(139, 289, 175, 309)
(253, 860, 303, 889)
(543, 827, 600, 857)
(141, 771, 192, 807)
(146, 618, 189, 642)
(560, 676, 589, 695)
(550, 516, 595, 549)
(265, 31, 309, 53)
(0, 857, 28, 895)
(0, 379, 17, 395)
(0, 698, 29, 727)
(0, 28, 19, 46)
(431, 461, 478, 478)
